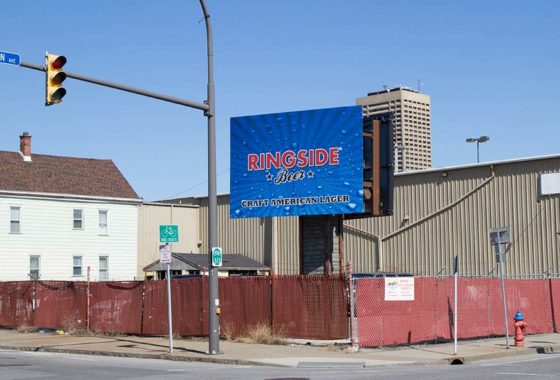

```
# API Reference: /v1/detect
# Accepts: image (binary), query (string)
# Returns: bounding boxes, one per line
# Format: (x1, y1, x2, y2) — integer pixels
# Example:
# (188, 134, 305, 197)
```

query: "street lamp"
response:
(198, 0, 220, 356)
(466, 135, 489, 163)
(15, 0, 220, 356)
(395, 144, 407, 173)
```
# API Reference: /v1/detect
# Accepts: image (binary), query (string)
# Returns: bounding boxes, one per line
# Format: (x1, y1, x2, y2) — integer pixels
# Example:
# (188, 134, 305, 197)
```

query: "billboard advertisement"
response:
(230, 106, 364, 218)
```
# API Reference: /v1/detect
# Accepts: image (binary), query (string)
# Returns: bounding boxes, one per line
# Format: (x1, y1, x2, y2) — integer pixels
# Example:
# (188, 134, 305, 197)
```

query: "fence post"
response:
(32, 279, 37, 327)
(86, 266, 90, 332)
(549, 278, 557, 333)
(346, 262, 358, 351)
(270, 276, 274, 336)
(140, 280, 146, 337)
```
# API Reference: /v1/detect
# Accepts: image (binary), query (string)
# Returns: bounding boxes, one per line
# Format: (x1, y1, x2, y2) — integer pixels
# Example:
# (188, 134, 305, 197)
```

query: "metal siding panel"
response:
(190, 157, 560, 277)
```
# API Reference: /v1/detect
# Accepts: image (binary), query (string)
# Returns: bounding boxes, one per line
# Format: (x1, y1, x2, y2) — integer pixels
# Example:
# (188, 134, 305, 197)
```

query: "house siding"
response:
(0, 195, 139, 281)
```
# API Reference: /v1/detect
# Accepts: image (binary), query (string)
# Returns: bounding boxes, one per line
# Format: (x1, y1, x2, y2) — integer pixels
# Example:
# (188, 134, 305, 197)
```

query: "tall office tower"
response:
(357, 87, 432, 172)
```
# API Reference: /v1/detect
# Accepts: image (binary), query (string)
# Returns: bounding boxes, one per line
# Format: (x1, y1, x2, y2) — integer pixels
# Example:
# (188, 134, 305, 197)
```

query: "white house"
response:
(0, 132, 142, 281)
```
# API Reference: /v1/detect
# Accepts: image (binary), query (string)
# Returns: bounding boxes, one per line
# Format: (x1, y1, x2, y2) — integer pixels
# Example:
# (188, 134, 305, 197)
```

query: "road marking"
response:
(481, 355, 559, 367)
(498, 373, 556, 377)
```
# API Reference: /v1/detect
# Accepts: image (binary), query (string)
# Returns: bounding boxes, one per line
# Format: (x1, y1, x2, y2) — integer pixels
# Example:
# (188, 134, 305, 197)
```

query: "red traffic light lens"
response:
(52, 56, 67, 70)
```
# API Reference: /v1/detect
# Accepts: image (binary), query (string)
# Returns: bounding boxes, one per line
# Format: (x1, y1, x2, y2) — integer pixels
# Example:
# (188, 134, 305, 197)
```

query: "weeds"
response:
(236, 323, 285, 345)
(16, 325, 38, 333)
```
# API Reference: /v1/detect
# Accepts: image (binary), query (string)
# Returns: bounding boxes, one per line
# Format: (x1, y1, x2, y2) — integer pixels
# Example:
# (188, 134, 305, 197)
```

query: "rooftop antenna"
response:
(417, 79, 423, 92)
(382, 84, 388, 91)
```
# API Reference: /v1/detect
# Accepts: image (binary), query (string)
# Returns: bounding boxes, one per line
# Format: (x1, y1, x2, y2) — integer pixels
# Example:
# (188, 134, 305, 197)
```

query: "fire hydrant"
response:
(513, 310, 528, 348)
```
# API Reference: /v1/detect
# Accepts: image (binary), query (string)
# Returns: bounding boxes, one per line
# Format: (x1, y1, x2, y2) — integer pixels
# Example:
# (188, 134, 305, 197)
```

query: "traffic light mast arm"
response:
(20, 61, 210, 112)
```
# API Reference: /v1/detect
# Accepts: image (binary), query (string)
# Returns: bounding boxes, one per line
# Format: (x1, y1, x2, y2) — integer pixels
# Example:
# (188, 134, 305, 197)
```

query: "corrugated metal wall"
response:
(182, 156, 560, 277)
(197, 196, 269, 266)
(190, 196, 301, 275)
(137, 203, 200, 278)
(344, 157, 560, 276)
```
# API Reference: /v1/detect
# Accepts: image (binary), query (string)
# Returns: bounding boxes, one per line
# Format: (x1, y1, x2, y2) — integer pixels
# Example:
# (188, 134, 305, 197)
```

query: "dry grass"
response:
(235, 323, 285, 345)
(16, 325, 38, 333)
(325, 344, 338, 352)
(61, 311, 81, 335)
(221, 322, 236, 341)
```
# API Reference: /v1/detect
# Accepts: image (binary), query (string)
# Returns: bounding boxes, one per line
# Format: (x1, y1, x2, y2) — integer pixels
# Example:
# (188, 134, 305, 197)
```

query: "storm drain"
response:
(537, 346, 557, 354)
(447, 357, 465, 365)
(297, 361, 365, 368)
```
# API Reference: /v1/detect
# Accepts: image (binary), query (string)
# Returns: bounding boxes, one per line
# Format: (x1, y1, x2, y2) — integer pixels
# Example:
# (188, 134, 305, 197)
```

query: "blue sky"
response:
(1, 1, 559, 201)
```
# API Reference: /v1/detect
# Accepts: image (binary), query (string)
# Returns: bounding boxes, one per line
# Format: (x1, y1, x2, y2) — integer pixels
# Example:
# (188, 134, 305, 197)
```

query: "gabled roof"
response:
(0, 151, 140, 201)
(143, 253, 270, 272)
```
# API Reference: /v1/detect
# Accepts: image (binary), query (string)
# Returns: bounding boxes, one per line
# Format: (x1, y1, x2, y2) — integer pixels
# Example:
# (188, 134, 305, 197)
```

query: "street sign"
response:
(490, 227, 510, 246)
(160, 244, 172, 264)
(490, 227, 510, 261)
(211, 247, 222, 267)
(160, 225, 179, 243)
(0, 51, 21, 66)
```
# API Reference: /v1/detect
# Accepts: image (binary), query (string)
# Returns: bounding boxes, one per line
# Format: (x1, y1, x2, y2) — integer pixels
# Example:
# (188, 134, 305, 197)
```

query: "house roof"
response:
(0, 151, 140, 201)
(143, 253, 270, 272)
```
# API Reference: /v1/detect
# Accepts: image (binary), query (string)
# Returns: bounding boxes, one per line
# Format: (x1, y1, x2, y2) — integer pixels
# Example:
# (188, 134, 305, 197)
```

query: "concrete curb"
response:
(459, 344, 560, 363)
(0, 345, 287, 368)
(0, 341, 558, 369)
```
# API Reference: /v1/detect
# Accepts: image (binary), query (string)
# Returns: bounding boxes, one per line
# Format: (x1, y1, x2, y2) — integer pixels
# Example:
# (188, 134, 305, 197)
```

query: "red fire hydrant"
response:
(513, 310, 528, 348)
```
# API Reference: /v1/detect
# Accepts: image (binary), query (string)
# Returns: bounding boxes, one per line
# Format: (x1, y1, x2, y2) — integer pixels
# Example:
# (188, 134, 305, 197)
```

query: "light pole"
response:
(466, 136, 489, 163)
(395, 144, 407, 173)
(199, 0, 220, 356)
(14, 0, 220, 355)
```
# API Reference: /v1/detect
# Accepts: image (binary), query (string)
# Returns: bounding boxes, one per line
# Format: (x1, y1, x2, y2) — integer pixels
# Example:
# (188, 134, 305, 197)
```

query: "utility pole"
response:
(199, 0, 221, 355)
(11, 0, 221, 356)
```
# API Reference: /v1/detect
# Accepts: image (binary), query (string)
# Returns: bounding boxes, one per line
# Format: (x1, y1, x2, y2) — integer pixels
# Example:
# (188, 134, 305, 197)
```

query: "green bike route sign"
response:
(160, 225, 179, 243)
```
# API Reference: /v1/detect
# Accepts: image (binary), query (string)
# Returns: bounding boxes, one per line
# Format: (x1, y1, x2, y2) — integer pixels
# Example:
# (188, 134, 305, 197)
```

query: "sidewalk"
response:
(0, 329, 558, 368)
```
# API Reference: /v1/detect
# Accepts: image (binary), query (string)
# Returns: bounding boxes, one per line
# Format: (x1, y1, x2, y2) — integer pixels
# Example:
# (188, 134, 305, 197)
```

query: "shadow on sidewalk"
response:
(108, 336, 207, 355)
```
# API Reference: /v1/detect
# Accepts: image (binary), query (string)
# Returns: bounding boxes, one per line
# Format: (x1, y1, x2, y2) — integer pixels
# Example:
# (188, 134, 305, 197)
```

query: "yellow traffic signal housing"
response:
(45, 53, 67, 106)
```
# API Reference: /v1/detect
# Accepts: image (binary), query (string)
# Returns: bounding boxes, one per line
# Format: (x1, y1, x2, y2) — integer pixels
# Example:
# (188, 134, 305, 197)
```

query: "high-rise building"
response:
(357, 87, 432, 172)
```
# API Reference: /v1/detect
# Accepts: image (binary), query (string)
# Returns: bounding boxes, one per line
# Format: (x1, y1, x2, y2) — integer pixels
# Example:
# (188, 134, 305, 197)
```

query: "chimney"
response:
(19, 132, 32, 162)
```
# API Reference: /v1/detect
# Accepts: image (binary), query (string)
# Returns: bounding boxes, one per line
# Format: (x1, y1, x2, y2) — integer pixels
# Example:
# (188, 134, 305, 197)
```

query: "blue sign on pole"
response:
(230, 106, 364, 218)
(0, 51, 21, 66)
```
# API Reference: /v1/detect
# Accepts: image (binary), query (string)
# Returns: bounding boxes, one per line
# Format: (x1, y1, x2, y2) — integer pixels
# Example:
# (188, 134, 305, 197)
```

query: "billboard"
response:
(230, 106, 364, 218)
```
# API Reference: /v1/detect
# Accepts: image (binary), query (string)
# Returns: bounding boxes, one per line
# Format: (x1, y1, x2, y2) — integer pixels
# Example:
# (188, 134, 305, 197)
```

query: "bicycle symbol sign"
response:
(159, 225, 179, 243)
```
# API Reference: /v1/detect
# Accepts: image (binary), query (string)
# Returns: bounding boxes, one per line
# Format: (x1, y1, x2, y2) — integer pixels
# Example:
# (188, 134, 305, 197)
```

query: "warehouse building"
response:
(153, 154, 560, 278)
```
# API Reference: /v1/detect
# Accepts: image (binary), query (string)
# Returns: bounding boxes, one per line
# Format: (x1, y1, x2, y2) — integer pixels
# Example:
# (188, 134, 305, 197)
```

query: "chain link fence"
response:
(351, 276, 560, 348)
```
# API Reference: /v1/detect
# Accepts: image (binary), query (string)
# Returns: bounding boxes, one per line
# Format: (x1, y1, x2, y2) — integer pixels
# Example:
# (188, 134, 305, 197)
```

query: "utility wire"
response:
(164, 168, 230, 200)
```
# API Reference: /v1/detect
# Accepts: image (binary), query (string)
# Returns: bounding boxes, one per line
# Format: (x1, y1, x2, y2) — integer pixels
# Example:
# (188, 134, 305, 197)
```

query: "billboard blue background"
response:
(230, 106, 364, 218)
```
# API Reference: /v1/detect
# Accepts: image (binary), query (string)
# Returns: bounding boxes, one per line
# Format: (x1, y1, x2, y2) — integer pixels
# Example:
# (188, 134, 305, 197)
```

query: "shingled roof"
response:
(0, 151, 140, 200)
(143, 253, 270, 272)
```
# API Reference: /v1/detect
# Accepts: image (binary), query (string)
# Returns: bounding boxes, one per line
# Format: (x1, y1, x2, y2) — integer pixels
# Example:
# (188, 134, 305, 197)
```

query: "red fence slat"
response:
(89, 281, 144, 335)
(219, 277, 271, 337)
(273, 275, 348, 340)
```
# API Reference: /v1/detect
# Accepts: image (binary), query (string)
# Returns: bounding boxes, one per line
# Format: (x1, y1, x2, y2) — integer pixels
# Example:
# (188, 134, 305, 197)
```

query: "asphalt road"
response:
(1, 349, 559, 379)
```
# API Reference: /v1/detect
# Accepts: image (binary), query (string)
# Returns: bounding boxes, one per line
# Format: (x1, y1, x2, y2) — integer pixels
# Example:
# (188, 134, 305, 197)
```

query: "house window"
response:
(10, 206, 20, 233)
(73, 209, 83, 229)
(30, 256, 40, 279)
(99, 210, 108, 235)
(73, 256, 83, 276)
(99, 256, 109, 281)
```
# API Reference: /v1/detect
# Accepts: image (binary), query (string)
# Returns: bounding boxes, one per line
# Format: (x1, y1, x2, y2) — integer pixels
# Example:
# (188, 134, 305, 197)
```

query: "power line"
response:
(164, 168, 230, 200)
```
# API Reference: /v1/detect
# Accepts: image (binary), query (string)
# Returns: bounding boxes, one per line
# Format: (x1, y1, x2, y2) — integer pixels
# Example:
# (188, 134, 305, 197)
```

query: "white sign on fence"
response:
(384, 277, 415, 301)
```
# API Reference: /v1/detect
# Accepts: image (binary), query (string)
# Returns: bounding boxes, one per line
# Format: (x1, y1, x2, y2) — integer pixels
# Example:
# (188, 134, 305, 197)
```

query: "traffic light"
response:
(45, 53, 67, 106)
